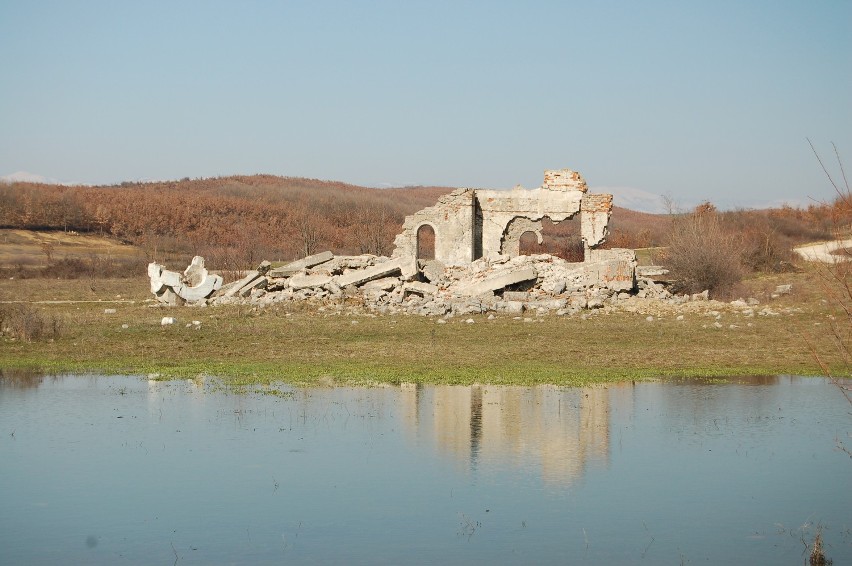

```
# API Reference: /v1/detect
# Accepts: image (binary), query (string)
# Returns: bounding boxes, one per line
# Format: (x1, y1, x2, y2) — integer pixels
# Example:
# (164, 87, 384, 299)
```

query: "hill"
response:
(0, 174, 844, 276)
(0, 175, 453, 271)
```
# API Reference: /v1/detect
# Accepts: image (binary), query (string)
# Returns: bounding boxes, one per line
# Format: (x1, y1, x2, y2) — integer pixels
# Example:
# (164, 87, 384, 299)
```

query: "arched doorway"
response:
(416, 224, 435, 260)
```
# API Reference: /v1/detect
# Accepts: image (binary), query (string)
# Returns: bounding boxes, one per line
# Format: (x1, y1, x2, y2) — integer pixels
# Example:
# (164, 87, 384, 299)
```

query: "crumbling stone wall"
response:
(501, 217, 543, 256)
(580, 193, 613, 250)
(391, 168, 613, 266)
(392, 189, 478, 265)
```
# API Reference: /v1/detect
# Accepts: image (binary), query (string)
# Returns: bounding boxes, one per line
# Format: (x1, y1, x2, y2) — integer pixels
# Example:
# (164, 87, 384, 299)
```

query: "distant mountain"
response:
(594, 186, 666, 214)
(1, 171, 62, 185)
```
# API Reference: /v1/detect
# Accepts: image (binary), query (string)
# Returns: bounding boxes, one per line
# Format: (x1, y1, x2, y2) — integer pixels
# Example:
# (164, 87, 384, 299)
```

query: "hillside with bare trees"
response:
(0, 174, 847, 280)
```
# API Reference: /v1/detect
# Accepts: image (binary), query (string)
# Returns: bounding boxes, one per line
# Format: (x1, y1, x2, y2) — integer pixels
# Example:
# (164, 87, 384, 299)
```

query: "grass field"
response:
(0, 229, 145, 268)
(1, 268, 847, 387)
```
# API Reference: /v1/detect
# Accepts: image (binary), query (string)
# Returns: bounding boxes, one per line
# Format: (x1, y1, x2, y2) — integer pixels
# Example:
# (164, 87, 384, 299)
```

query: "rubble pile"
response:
(142, 169, 789, 318)
(147, 249, 664, 316)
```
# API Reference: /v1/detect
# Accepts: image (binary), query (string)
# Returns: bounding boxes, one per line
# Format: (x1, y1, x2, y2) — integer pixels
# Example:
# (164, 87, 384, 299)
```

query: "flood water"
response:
(1, 374, 850, 565)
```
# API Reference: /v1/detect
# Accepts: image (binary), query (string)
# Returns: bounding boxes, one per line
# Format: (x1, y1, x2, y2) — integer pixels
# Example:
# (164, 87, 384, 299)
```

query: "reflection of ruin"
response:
(400, 384, 615, 487)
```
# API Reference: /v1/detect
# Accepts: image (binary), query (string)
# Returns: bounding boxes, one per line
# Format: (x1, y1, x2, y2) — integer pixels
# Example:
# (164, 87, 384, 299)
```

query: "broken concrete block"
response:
(325, 279, 342, 296)
(403, 281, 438, 296)
(363, 277, 401, 291)
(334, 258, 406, 287)
(156, 287, 184, 306)
(540, 279, 567, 295)
(212, 279, 243, 297)
(182, 256, 207, 286)
(421, 260, 445, 283)
(501, 301, 525, 313)
(238, 276, 268, 298)
(458, 267, 537, 296)
(257, 260, 272, 274)
(222, 271, 262, 298)
(288, 274, 332, 290)
(176, 273, 224, 302)
(148, 264, 182, 294)
(398, 257, 419, 281)
(148, 257, 223, 303)
(268, 251, 334, 278)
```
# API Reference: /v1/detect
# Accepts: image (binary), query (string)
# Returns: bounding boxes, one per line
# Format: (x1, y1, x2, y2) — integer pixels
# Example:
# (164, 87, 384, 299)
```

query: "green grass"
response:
(0, 274, 848, 387)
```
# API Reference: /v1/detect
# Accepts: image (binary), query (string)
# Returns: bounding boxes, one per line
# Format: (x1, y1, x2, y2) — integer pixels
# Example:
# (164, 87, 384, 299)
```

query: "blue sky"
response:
(1, 1, 850, 212)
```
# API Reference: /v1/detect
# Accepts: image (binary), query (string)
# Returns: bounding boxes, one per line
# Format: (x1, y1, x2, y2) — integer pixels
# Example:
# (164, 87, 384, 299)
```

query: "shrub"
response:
(0, 304, 62, 341)
(661, 203, 744, 298)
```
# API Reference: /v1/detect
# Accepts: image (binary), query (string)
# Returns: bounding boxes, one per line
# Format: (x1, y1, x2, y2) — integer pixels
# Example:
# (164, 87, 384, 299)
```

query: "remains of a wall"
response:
(475, 186, 583, 261)
(501, 217, 543, 256)
(580, 193, 613, 249)
(392, 168, 612, 267)
(391, 189, 476, 265)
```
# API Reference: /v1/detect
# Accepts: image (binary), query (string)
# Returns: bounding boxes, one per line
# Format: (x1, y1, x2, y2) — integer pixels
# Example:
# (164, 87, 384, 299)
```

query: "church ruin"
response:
(391, 169, 613, 265)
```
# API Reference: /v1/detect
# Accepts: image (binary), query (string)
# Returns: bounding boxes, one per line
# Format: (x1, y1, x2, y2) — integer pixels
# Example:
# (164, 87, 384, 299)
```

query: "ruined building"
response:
(149, 168, 641, 314)
(392, 169, 612, 265)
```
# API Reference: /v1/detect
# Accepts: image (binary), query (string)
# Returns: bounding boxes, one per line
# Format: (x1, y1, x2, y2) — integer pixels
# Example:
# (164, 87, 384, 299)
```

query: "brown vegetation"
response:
(0, 303, 63, 342)
(0, 176, 451, 273)
(0, 174, 847, 280)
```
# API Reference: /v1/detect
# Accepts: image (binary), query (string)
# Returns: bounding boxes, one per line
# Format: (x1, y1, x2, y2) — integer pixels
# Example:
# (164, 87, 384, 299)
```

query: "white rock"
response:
(161, 317, 176, 326)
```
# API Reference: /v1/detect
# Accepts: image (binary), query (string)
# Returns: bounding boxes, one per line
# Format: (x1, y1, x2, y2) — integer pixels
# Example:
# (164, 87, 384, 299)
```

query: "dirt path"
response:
(793, 239, 852, 263)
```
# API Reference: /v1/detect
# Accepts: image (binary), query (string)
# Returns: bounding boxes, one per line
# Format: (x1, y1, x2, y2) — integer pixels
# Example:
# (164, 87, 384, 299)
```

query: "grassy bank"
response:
(0, 272, 847, 387)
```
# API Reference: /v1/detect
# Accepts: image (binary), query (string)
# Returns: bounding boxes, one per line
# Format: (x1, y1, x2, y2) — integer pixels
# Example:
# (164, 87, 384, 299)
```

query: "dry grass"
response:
(0, 229, 143, 267)
(0, 270, 847, 386)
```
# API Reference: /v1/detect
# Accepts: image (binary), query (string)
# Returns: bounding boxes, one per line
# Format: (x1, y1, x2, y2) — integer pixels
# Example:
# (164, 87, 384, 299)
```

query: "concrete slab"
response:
(403, 281, 438, 296)
(288, 274, 332, 290)
(238, 276, 268, 297)
(222, 271, 261, 298)
(334, 258, 405, 287)
(269, 251, 334, 277)
(458, 267, 537, 296)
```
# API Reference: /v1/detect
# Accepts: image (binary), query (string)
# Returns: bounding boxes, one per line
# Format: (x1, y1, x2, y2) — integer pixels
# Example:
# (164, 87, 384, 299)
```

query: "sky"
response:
(1, 1, 850, 212)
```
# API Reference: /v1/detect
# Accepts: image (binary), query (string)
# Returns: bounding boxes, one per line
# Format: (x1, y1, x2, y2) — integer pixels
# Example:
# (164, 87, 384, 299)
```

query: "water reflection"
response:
(401, 383, 618, 486)
(2, 374, 850, 564)
(0, 368, 50, 389)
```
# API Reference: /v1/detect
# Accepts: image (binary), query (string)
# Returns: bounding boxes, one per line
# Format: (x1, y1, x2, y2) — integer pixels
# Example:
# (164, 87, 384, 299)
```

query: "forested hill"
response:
(0, 175, 454, 268)
(1, 174, 840, 272)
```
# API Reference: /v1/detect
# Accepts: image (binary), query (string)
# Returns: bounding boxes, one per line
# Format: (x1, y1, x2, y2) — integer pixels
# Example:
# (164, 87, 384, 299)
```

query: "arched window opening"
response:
(416, 224, 435, 260)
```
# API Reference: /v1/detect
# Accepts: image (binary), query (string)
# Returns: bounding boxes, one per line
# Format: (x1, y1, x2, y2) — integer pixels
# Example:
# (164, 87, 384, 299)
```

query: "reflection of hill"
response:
(400, 384, 618, 487)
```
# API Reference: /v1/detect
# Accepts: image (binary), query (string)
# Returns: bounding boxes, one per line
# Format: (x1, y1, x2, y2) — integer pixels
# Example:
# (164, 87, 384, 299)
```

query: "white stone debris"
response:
(148, 256, 223, 305)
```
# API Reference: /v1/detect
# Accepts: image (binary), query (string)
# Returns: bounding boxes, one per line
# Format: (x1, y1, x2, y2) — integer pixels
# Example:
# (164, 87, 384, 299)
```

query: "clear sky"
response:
(1, 1, 850, 212)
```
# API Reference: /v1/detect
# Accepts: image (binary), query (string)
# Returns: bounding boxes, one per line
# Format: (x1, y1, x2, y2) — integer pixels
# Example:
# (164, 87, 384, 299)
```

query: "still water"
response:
(1, 374, 850, 565)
